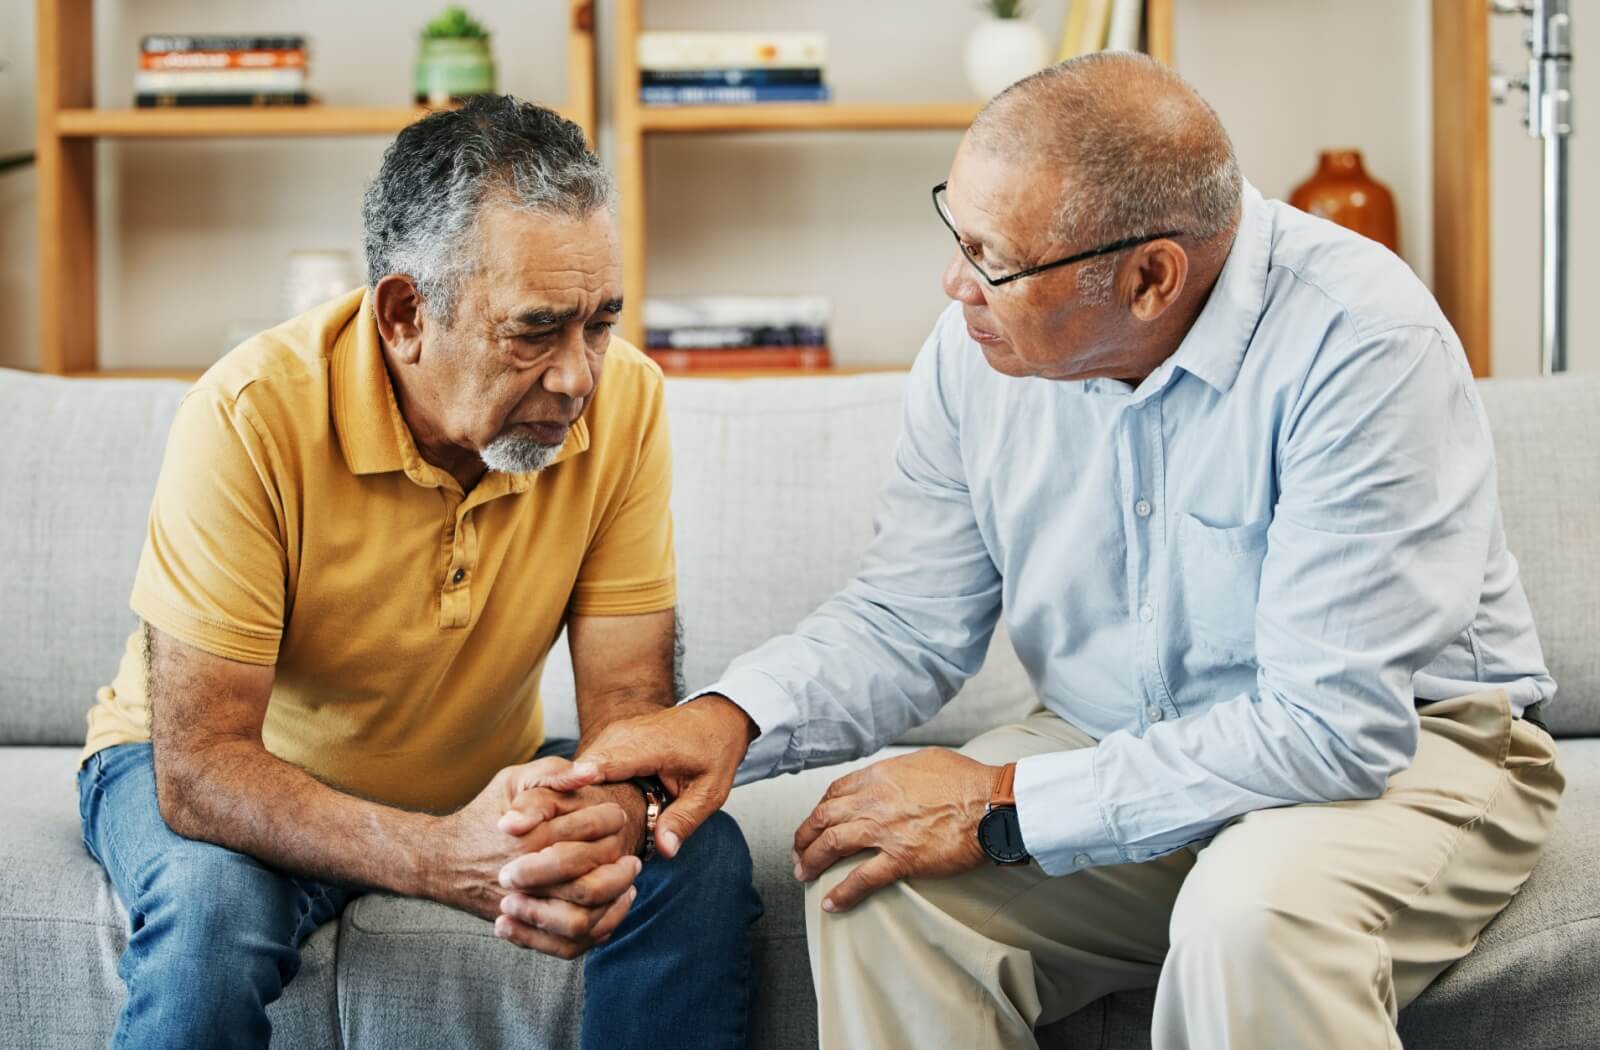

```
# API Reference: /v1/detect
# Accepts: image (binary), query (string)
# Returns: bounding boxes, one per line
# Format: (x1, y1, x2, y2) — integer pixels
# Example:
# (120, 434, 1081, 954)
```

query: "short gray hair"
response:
(362, 95, 614, 327)
(969, 52, 1241, 302)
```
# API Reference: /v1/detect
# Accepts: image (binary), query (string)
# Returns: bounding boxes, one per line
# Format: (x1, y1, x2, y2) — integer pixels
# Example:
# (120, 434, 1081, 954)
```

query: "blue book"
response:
(641, 68, 824, 87)
(640, 83, 832, 106)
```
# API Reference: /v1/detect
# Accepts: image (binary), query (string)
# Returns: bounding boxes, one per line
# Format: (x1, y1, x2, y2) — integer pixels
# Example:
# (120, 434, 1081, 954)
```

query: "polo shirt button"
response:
(452, 568, 467, 584)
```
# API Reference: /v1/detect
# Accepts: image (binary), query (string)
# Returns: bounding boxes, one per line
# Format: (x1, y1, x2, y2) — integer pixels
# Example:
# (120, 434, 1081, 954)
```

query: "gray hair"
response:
(969, 52, 1242, 303)
(362, 95, 614, 327)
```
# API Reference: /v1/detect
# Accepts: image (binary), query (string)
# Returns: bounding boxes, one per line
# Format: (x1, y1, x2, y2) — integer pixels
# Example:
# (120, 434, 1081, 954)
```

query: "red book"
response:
(141, 49, 308, 71)
(646, 346, 832, 372)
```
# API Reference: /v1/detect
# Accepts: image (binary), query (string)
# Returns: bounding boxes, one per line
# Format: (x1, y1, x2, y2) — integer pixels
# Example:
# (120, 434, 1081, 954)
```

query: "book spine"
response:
(141, 49, 308, 71)
(134, 91, 312, 108)
(135, 69, 309, 93)
(646, 325, 829, 349)
(641, 83, 831, 106)
(640, 68, 823, 87)
(637, 32, 828, 72)
(647, 347, 833, 371)
(1105, 0, 1144, 52)
(141, 34, 307, 53)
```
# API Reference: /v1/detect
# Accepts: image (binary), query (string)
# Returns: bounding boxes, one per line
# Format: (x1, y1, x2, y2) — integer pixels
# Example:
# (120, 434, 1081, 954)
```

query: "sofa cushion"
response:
(0, 373, 189, 746)
(0, 746, 341, 1048)
(542, 374, 1038, 748)
(335, 894, 585, 1049)
(1476, 375, 1600, 737)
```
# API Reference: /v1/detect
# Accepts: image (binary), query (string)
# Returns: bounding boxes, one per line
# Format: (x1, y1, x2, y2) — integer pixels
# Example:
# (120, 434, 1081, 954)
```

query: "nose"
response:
(941, 248, 986, 306)
(542, 330, 596, 402)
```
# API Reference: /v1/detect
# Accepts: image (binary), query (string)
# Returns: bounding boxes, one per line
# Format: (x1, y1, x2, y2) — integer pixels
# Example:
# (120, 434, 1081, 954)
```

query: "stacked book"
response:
(136, 34, 311, 108)
(643, 297, 832, 372)
(637, 32, 829, 107)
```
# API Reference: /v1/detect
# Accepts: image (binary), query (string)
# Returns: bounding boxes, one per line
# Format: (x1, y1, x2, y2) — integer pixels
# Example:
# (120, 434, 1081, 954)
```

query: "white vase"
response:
(964, 18, 1051, 101)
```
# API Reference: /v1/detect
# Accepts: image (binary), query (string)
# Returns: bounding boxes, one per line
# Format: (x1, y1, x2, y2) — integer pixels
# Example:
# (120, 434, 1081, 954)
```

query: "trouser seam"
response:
(1366, 711, 1513, 940)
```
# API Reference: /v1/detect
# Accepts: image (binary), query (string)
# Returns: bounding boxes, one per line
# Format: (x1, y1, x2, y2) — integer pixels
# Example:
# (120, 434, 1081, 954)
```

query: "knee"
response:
(1167, 893, 1309, 973)
(671, 810, 754, 891)
(635, 811, 759, 931)
(803, 853, 901, 942)
(126, 842, 302, 982)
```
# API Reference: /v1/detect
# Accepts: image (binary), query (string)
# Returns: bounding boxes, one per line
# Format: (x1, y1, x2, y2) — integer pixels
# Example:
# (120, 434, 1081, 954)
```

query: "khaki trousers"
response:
(806, 691, 1563, 1050)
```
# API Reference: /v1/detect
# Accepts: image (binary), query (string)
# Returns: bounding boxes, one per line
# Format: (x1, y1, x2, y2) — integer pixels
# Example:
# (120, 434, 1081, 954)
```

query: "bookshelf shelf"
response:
(636, 101, 983, 134)
(53, 105, 482, 139)
(36, 0, 597, 375)
(613, 0, 1174, 354)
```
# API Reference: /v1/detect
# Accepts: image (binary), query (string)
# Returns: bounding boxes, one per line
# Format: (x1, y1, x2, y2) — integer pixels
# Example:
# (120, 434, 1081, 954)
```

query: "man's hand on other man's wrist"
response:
(543, 693, 756, 859)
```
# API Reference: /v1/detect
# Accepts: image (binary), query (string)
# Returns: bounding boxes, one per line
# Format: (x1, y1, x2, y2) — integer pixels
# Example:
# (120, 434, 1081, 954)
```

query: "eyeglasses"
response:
(932, 181, 1184, 288)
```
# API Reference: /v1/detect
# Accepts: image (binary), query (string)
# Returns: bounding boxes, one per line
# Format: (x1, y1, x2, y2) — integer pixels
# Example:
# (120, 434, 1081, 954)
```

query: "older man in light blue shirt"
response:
(557, 52, 1564, 1049)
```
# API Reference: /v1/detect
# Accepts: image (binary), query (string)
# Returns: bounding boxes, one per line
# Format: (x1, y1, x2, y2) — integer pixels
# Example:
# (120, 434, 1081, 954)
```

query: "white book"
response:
(134, 69, 308, 93)
(637, 32, 827, 72)
(1105, 0, 1144, 52)
(644, 297, 832, 329)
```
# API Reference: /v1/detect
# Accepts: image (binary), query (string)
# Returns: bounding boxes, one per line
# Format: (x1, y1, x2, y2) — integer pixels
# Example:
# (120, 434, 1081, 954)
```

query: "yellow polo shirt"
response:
(82, 289, 676, 813)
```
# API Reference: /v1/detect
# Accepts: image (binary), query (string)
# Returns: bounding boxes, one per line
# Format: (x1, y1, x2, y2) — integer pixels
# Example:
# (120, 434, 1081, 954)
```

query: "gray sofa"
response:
(2, 365, 1597, 1049)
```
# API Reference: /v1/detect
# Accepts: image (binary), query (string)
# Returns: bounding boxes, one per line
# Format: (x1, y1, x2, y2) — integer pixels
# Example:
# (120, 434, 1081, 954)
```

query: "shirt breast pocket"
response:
(1176, 513, 1270, 663)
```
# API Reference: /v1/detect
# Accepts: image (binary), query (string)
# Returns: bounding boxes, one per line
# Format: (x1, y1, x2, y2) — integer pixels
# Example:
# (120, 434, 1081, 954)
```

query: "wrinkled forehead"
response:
(470, 204, 622, 314)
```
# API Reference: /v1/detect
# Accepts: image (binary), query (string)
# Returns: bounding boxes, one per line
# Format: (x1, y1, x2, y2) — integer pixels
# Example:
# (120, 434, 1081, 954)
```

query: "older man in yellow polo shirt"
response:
(74, 96, 760, 1050)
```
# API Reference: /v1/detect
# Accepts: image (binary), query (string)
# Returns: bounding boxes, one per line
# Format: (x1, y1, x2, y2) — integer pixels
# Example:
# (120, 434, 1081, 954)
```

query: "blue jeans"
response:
(78, 742, 761, 1049)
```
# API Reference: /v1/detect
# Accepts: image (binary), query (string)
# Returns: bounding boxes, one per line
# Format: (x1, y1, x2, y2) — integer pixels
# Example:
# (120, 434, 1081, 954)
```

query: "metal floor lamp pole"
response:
(1494, 0, 1575, 375)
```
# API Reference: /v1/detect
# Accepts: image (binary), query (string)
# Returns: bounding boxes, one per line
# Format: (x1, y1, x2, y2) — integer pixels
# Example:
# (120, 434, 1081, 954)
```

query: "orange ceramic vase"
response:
(1289, 149, 1400, 254)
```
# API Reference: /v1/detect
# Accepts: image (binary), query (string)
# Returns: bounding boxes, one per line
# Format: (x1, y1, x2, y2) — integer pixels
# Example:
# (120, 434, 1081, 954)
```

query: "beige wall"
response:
(0, 1, 1590, 373)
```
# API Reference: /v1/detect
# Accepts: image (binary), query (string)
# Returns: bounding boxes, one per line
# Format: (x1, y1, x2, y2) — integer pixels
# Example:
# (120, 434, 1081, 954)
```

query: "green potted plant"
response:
(965, 1, 1050, 100)
(415, 6, 497, 106)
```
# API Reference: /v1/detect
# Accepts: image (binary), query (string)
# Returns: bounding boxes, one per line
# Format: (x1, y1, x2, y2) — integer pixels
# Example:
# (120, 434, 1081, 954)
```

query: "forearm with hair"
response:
(572, 608, 681, 753)
(147, 627, 441, 898)
(154, 734, 439, 895)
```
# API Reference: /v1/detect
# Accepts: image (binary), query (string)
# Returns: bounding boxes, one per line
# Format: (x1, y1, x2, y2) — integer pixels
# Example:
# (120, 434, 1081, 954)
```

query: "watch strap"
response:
(991, 762, 1018, 809)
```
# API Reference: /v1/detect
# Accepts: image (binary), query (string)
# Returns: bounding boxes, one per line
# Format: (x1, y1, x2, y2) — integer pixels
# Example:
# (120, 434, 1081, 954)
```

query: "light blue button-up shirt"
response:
(702, 181, 1555, 877)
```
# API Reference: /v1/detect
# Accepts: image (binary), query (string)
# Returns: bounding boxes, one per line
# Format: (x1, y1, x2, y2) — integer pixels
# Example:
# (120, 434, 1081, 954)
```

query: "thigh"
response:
(1173, 689, 1563, 1003)
(812, 711, 1194, 1021)
(79, 743, 358, 944)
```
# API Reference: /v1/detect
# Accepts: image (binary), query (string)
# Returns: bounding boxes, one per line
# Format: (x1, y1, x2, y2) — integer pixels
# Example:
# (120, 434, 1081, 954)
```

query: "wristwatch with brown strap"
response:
(977, 762, 1031, 866)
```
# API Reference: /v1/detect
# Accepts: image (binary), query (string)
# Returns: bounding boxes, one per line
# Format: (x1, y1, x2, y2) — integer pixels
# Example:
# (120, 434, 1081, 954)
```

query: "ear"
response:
(373, 275, 426, 365)
(1125, 240, 1189, 323)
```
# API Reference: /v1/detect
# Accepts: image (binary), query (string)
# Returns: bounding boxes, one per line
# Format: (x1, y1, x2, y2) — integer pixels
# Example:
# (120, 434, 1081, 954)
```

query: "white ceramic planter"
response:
(964, 18, 1051, 100)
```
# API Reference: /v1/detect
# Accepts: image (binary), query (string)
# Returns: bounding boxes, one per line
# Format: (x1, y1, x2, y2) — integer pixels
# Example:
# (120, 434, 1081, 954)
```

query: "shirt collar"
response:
(331, 291, 590, 490)
(1125, 179, 1273, 403)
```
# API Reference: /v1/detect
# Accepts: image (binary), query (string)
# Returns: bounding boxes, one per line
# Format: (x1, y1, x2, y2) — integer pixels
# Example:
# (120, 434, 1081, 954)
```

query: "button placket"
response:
(438, 498, 475, 629)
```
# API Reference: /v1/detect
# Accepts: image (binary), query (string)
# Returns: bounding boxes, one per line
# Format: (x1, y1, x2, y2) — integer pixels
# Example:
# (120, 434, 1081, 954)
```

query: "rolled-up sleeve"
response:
(1015, 326, 1497, 874)
(691, 325, 1006, 785)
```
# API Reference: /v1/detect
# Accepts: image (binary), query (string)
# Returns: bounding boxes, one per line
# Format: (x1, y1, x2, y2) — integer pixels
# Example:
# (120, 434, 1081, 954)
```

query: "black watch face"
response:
(978, 807, 1029, 865)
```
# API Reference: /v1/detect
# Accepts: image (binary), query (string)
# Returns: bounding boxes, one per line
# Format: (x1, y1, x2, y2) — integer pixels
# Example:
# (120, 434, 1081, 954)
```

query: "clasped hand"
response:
(436, 756, 645, 960)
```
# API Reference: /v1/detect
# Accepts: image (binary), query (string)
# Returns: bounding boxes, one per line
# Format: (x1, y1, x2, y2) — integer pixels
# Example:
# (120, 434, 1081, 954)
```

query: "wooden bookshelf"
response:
(637, 102, 983, 134)
(1432, 0, 1492, 376)
(56, 106, 449, 139)
(612, 0, 1176, 353)
(36, 0, 598, 376)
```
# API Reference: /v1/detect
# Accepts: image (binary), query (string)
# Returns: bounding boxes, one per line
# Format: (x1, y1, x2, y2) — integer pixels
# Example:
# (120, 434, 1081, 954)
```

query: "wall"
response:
(0, 1, 1589, 374)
